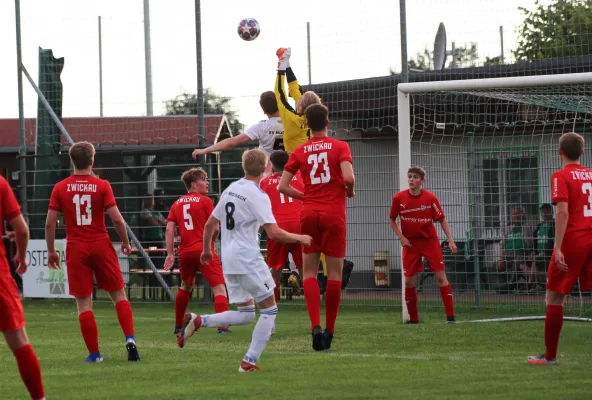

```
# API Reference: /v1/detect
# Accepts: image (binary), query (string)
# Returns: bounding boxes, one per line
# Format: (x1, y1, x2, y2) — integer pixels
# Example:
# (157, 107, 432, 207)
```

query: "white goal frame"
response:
(397, 72, 592, 322)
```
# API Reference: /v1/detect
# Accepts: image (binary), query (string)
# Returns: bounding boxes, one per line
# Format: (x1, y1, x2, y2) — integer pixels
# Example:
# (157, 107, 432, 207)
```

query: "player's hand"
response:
(299, 235, 313, 247)
(400, 237, 412, 248)
(48, 251, 60, 270)
(448, 241, 458, 255)
(554, 248, 567, 272)
(347, 189, 356, 198)
(192, 148, 205, 159)
(200, 250, 213, 265)
(14, 255, 28, 274)
(276, 47, 291, 62)
(6, 231, 16, 242)
(164, 254, 175, 271)
(121, 242, 132, 256)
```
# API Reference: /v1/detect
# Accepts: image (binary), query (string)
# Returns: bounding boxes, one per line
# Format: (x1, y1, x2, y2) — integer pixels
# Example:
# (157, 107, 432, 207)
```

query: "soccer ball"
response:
(237, 18, 260, 41)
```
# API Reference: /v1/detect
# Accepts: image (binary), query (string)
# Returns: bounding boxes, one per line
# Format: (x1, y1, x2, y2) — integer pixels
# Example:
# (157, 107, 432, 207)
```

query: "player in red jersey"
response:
(0, 178, 46, 399)
(260, 151, 305, 301)
(278, 104, 355, 351)
(45, 142, 139, 363)
(389, 166, 457, 324)
(528, 132, 592, 365)
(163, 168, 229, 335)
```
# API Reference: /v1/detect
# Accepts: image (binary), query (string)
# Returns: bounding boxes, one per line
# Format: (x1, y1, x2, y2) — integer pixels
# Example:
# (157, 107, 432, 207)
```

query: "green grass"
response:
(1, 301, 591, 399)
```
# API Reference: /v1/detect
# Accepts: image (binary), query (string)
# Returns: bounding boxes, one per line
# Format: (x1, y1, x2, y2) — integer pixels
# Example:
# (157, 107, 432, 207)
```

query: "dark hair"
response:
(69, 141, 95, 170)
(259, 91, 279, 114)
(181, 168, 208, 190)
(407, 166, 426, 180)
(540, 203, 553, 212)
(269, 150, 290, 172)
(305, 103, 328, 131)
(559, 132, 585, 161)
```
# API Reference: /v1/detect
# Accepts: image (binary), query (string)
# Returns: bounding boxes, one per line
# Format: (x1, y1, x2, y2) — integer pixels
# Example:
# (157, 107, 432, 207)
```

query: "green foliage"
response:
(514, 0, 592, 61)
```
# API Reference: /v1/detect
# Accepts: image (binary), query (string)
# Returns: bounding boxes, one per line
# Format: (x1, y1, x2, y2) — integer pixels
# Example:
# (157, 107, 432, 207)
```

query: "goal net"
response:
(397, 72, 592, 322)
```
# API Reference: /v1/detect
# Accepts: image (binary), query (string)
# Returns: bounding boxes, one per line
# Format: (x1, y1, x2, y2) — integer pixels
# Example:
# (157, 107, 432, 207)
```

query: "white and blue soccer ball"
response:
(238, 18, 260, 41)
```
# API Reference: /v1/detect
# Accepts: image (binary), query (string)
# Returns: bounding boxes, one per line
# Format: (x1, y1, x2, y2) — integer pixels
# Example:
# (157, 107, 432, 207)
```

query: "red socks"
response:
(115, 300, 135, 338)
(303, 277, 321, 329)
(175, 288, 192, 327)
(78, 310, 99, 354)
(274, 285, 280, 302)
(214, 295, 229, 314)
(13, 344, 45, 400)
(325, 280, 342, 334)
(405, 287, 419, 322)
(439, 284, 455, 318)
(545, 304, 564, 360)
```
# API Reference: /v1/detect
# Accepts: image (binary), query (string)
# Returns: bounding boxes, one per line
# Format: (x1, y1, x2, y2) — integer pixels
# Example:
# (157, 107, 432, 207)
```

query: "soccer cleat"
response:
(527, 354, 557, 365)
(276, 47, 291, 70)
(238, 361, 260, 372)
(85, 352, 104, 363)
(312, 325, 326, 351)
(126, 338, 140, 362)
(447, 316, 456, 324)
(173, 326, 182, 335)
(405, 320, 420, 324)
(288, 272, 301, 295)
(217, 327, 232, 334)
(323, 329, 334, 350)
(178, 313, 201, 348)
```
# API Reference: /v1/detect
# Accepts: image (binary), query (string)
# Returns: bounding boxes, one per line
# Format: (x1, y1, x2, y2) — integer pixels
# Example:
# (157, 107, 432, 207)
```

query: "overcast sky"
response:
(0, 0, 541, 128)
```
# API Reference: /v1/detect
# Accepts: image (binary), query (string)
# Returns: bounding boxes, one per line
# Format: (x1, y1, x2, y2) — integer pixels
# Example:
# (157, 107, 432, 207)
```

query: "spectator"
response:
(140, 193, 166, 252)
(497, 206, 534, 293)
(530, 204, 555, 290)
(153, 188, 168, 214)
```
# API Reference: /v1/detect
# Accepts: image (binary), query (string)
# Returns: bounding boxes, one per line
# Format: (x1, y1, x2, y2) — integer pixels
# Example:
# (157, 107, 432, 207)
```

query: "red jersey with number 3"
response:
(284, 137, 353, 214)
(167, 193, 214, 255)
(259, 172, 304, 223)
(390, 190, 445, 240)
(551, 164, 592, 243)
(49, 175, 116, 243)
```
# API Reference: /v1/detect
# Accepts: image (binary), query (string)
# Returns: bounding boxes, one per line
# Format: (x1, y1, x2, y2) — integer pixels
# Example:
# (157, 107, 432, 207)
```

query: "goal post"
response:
(397, 72, 592, 323)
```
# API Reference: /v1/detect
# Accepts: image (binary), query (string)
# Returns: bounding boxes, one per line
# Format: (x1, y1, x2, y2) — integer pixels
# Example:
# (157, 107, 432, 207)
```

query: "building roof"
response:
(0, 115, 231, 152)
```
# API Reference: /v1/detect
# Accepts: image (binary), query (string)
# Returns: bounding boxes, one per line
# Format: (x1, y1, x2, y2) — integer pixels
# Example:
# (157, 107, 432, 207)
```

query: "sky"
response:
(0, 0, 542, 128)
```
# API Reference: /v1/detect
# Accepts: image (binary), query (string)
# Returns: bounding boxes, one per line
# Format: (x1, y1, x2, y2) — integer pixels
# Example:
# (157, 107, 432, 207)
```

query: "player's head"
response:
(297, 91, 321, 115)
(181, 168, 209, 194)
(540, 203, 553, 221)
(407, 166, 426, 190)
(259, 91, 279, 116)
(559, 132, 585, 162)
(305, 103, 329, 133)
(69, 141, 95, 171)
(242, 149, 268, 178)
(269, 150, 290, 173)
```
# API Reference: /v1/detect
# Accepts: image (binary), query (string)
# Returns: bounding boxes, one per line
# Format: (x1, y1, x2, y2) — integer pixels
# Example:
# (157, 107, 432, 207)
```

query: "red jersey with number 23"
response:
(259, 172, 304, 224)
(551, 164, 592, 243)
(284, 137, 352, 215)
(390, 190, 445, 239)
(49, 175, 116, 243)
(167, 193, 214, 255)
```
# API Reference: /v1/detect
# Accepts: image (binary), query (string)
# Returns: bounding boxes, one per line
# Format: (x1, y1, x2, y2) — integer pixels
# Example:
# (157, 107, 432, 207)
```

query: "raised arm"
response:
(286, 68, 303, 103)
(192, 133, 251, 159)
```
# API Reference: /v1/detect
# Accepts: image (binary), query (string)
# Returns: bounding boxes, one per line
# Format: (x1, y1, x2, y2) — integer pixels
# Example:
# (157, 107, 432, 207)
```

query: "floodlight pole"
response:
(499, 26, 504, 64)
(399, 0, 408, 83)
(143, 0, 153, 116)
(194, 0, 206, 165)
(99, 16, 104, 117)
(307, 22, 312, 85)
(15, 0, 28, 218)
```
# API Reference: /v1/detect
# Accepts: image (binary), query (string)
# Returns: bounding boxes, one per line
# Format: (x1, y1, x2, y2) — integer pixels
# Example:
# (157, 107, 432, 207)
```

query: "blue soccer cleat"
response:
(85, 352, 104, 363)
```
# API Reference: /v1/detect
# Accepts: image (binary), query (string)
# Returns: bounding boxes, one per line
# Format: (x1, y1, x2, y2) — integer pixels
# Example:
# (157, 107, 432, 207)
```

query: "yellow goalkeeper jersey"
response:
(275, 73, 310, 153)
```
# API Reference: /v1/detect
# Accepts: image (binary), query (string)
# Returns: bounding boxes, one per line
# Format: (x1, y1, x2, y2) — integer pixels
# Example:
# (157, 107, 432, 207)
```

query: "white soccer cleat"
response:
(177, 313, 201, 348)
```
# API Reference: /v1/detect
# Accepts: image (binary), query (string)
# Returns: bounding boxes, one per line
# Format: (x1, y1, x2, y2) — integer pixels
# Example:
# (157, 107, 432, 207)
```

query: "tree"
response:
(165, 89, 243, 133)
(484, 56, 503, 66)
(514, 0, 592, 62)
(390, 43, 479, 74)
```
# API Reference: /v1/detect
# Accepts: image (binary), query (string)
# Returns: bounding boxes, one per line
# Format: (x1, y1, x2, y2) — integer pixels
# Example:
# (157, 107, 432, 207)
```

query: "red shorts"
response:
(0, 269, 25, 332)
(402, 235, 444, 277)
(66, 239, 124, 298)
(301, 209, 346, 258)
(178, 249, 225, 288)
(267, 220, 303, 270)
(547, 242, 592, 295)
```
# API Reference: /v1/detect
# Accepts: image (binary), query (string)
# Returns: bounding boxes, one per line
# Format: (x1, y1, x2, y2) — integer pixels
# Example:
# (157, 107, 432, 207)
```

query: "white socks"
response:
(243, 306, 278, 365)
(201, 305, 255, 328)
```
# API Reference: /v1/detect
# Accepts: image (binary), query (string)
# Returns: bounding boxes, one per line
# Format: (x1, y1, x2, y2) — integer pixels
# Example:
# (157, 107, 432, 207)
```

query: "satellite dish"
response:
(433, 22, 447, 70)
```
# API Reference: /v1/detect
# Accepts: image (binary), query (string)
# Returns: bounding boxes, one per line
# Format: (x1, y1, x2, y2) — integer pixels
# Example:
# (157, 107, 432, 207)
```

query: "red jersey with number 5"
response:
(551, 164, 592, 242)
(48, 175, 116, 243)
(167, 193, 214, 255)
(284, 137, 353, 214)
(260, 172, 304, 224)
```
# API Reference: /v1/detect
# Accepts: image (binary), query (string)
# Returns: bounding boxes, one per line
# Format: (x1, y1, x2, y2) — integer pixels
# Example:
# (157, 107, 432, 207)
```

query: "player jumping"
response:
(528, 132, 592, 365)
(0, 177, 46, 399)
(278, 104, 355, 351)
(45, 141, 140, 362)
(178, 149, 311, 372)
(164, 168, 230, 335)
(389, 166, 457, 324)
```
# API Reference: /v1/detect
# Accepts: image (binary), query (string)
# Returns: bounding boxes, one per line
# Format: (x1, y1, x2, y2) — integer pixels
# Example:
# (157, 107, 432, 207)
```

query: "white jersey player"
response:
(178, 149, 311, 372)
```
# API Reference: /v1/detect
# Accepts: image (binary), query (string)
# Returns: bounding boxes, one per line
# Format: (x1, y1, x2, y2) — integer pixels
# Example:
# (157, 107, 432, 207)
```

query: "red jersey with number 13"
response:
(259, 172, 304, 223)
(48, 175, 116, 243)
(551, 164, 592, 243)
(167, 193, 214, 255)
(284, 137, 352, 214)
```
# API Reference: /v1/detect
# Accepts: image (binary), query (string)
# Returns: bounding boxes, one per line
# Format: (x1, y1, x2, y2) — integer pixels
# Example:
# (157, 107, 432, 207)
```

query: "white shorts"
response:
(224, 268, 275, 304)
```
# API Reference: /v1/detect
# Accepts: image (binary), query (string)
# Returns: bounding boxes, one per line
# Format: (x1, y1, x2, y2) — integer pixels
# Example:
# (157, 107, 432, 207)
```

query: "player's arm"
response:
(264, 223, 311, 245)
(200, 215, 220, 264)
(437, 218, 457, 254)
(389, 196, 411, 248)
(341, 161, 356, 197)
(192, 133, 251, 159)
(10, 214, 29, 274)
(45, 210, 61, 269)
(164, 221, 176, 271)
(275, 71, 302, 138)
(278, 170, 303, 200)
(286, 68, 303, 103)
(107, 206, 132, 254)
(553, 201, 569, 270)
